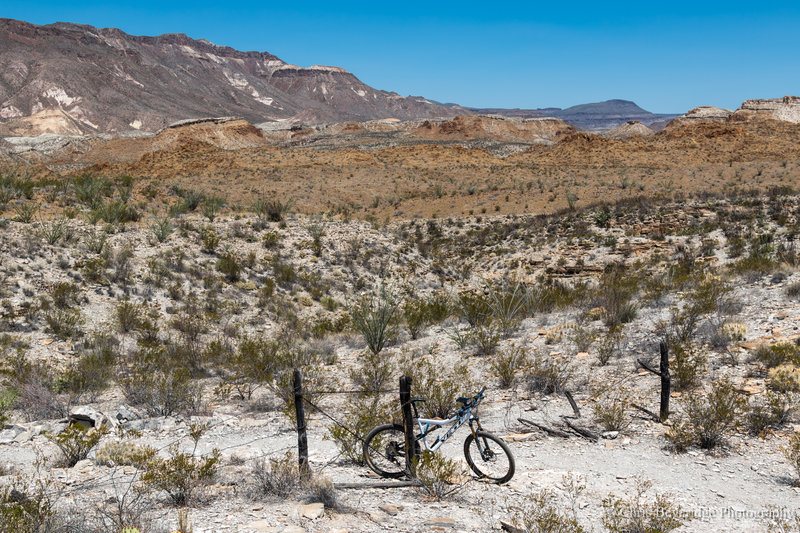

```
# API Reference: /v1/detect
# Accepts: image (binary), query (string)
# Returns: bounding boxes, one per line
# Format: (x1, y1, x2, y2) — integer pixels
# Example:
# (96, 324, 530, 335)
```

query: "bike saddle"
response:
(456, 397, 470, 405)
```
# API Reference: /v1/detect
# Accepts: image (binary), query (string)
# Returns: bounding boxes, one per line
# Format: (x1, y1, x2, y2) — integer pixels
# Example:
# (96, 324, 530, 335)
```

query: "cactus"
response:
(95, 440, 156, 468)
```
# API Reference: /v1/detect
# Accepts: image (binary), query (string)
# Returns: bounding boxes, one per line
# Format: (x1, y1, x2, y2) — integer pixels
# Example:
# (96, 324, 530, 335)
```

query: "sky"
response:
(3, 1, 799, 113)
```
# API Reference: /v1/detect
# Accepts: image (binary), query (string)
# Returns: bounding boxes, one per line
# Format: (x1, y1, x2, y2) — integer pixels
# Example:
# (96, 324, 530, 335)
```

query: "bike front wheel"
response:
(463, 431, 515, 484)
(363, 423, 409, 478)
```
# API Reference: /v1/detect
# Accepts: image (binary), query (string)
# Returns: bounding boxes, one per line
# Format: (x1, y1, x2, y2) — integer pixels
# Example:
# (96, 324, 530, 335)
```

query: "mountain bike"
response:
(362, 387, 515, 484)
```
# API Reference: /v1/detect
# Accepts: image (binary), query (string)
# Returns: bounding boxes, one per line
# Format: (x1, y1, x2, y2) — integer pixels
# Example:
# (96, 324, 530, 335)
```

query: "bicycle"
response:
(362, 387, 515, 484)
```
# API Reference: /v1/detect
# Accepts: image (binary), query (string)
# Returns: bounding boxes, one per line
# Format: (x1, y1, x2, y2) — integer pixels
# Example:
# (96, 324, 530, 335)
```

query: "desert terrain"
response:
(0, 93, 800, 533)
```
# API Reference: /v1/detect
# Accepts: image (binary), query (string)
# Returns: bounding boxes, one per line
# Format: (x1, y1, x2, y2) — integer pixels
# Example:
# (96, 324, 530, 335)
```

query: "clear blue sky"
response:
(4, 1, 799, 113)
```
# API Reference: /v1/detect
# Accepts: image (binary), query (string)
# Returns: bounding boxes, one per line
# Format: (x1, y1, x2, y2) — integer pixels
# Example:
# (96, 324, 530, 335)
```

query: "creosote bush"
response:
(592, 387, 632, 432)
(785, 433, 800, 486)
(414, 451, 465, 500)
(401, 355, 473, 418)
(46, 423, 109, 467)
(327, 350, 395, 463)
(670, 342, 707, 391)
(753, 342, 800, 369)
(250, 451, 301, 498)
(746, 391, 797, 434)
(511, 474, 587, 533)
(666, 377, 745, 451)
(490, 344, 529, 389)
(602, 478, 684, 533)
(141, 443, 220, 506)
(527, 351, 574, 395)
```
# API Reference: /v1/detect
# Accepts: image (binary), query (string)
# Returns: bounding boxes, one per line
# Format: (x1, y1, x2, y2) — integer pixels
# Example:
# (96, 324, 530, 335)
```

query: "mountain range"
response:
(0, 18, 466, 135)
(464, 100, 678, 131)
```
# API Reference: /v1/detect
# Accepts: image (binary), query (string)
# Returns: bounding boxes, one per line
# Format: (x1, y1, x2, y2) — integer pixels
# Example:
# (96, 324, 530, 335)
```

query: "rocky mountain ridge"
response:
(466, 99, 679, 131)
(0, 18, 464, 135)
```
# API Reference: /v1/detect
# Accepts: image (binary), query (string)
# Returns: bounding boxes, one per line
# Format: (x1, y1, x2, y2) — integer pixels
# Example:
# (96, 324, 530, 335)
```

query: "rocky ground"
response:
(1, 184, 800, 532)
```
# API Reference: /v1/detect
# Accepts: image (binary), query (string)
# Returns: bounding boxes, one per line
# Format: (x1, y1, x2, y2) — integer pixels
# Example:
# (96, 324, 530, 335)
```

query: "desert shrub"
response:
(42, 307, 83, 340)
(769, 365, 800, 393)
(328, 350, 395, 463)
(201, 229, 221, 253)
(454, 289, 491, 327)
(425, 292, 451, 323)
(60, 335, 118, 400)
(348, 285, 399, 354)
(46, 424, 109, 468)
(511, 474, 588, 533)
(414, 451, 465, 500)
(402, 292, 450, 340)
(596, 325, 624, 366)
(787, 282, 800, 300)
(0, 388, 16, 427)
(115, 300, 146, 333)
(662, 271, 732, 346)
(73, 174, 110, 208)
(746, 391, 797, 434)
(253, 196, 293, 222)
(593, 264, 640, 327)
(665, 377, 745, 451)
(592, 387, 632, 432)
(602, 478, 684, 533)
(141, 442, 220, 506)
(95, 440, 157, 467)
(0, 477, 61, 533)
(0, 346, 70, 420)
(568, 324, 597, 353)
(150, 216, 173, 243)
(785, 433, 800, 486)
(490, 345, 529, 388)
(721, 322, 746, 342)
(306, 475, 338, 509)
(250, 451, 301, 499)
(262, 231, 281, 249)
(119, 346, 202, 416)
(401, 356, 473, 418)
(80, 255, 109, 284)
(402, 297, 430, 340)
(731, 236, 780, 280)
(202, 195, 225, 221)
(527, 351, 574, 395)
(468, 321, 501, 355)
(753, 342, 800, 369)
(305, 218, 326, 256)
(527, 276, 589, 314)
(51, 282, 82, 309)
(670, 342, 707, 391)
(90, 198, 139, 225)
(216, 250, 242, 282)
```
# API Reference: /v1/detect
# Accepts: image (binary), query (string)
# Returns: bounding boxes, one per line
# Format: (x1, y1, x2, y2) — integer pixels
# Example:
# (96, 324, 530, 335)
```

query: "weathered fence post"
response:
(293, 368, 309, 478)
(399, 375, 417, 477)
(659, 341, 671, 422)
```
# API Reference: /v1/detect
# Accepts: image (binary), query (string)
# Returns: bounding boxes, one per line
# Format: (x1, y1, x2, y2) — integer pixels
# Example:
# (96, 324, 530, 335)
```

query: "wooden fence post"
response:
(659, 341, 671, 422)
(399, 376, 417, 477)
(293, 368, 309, 478)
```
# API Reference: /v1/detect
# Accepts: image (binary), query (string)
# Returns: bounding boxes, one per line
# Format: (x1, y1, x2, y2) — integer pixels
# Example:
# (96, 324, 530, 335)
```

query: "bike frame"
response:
(415, 407, 480, 452)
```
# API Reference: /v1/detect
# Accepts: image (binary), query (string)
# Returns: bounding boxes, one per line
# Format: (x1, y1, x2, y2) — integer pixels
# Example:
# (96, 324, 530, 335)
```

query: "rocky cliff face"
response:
(0, 18, 462, 135)
(732, 96, 800, 124)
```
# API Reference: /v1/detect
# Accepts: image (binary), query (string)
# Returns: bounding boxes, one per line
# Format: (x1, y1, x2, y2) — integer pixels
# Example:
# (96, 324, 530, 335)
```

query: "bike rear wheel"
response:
(463, 431, 515, 484)
(363, 423, 409, 478)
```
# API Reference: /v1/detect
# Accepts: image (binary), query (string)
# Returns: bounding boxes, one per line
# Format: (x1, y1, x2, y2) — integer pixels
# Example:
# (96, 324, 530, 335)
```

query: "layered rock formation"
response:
(732, 96, 800, 124)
